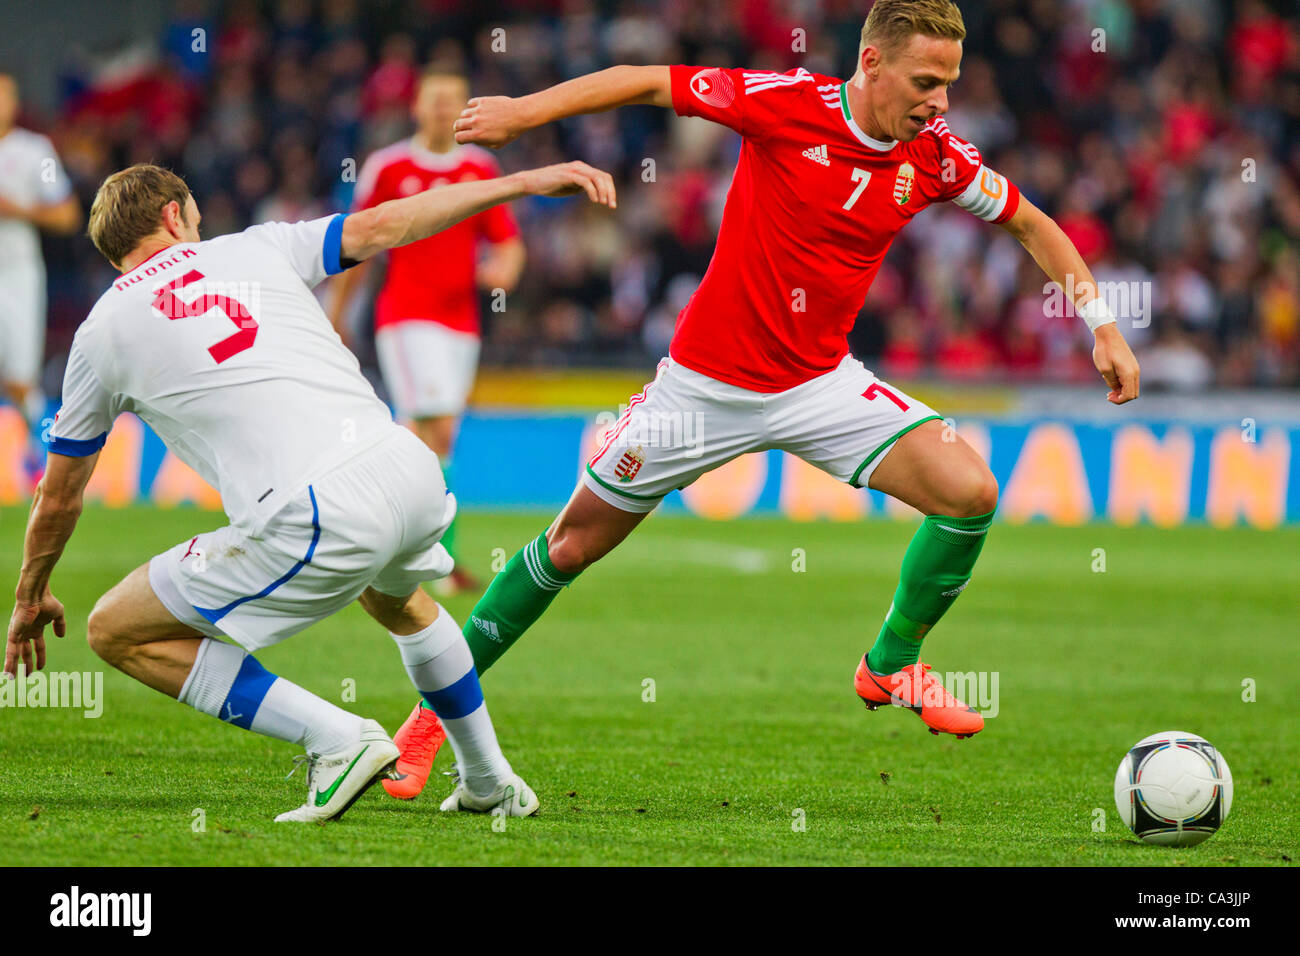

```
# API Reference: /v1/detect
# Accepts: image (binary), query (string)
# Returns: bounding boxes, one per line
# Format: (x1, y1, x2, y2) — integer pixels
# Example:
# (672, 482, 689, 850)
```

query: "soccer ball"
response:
(1113, 731, 1233, 846)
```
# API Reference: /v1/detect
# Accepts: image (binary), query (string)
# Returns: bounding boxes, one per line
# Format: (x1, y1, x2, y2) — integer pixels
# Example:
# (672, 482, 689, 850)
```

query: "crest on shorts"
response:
(893, 162, 916, 205)
(614, 445, 645, 483)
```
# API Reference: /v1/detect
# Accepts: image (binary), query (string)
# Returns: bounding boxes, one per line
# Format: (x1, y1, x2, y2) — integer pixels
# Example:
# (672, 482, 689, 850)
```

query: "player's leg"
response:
(413, 413, 479, 592)
(461, 356, 754, 671)
(773, 357, 992, 736)
(1, 276, 49, 483)
(87, 562, 398, 820)
(377, 320, 481, 590)
(462, 483, 649, 673)
(379, 477, 646, 801)
(358, 584, 535, 814)
(864, 419, 998, 674)
(383, 358, 758, 797)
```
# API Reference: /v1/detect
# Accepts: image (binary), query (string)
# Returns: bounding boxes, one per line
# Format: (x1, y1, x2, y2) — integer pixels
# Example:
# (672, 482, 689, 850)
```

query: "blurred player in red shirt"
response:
(329, 65, 525, 595)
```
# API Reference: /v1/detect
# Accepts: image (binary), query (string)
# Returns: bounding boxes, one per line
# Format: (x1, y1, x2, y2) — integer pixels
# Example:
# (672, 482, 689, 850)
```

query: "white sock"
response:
(390, 605, 511, 796)
(179, 637, 362, 755)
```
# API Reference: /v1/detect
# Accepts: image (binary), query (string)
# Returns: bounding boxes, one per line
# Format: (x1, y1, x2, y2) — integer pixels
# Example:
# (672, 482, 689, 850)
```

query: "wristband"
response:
(1078, 296, 1117, 333)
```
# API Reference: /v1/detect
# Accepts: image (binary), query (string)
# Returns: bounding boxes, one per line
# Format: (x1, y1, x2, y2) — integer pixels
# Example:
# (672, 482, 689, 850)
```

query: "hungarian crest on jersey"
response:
(893, 162, 916, 205)
(614, 445, 646, 483)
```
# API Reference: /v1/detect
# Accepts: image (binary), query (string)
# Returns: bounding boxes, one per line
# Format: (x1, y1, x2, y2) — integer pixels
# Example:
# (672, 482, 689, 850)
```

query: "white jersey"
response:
(0, 127, 72, 269)
(50, 215, 400, 533)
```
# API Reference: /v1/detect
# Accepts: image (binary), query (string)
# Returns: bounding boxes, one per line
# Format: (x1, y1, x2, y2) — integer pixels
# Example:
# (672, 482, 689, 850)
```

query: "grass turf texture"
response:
(1, 505, 1295, 867)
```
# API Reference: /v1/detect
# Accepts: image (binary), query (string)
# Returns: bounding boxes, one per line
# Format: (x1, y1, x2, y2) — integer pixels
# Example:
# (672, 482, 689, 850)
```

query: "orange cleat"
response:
(854, 657, 984, 739)
(381, 701, 447, 799)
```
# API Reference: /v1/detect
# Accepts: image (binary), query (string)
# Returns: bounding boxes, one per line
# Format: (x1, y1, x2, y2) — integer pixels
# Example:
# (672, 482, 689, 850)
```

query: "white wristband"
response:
(1078, 296, 1117, 333)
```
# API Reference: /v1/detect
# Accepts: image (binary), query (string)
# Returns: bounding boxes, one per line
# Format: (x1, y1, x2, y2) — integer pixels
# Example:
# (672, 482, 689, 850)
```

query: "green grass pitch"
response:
(1, 504, 1296, 866)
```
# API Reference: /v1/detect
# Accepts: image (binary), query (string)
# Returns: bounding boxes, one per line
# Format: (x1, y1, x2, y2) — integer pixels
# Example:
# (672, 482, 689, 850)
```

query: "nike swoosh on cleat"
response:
(866, 670, 922, 714)
(313, 745, 369, 807)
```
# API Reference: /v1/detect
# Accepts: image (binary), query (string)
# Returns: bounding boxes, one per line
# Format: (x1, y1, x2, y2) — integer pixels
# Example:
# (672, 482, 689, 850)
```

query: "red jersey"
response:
(353, 140, 520, 335)
(668, 65, 1021, 392)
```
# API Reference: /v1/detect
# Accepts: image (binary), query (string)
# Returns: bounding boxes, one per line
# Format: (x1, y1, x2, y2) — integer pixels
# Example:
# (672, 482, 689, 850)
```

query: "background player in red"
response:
(328, 65, 524, 595)
(382, 0, 1142, 796)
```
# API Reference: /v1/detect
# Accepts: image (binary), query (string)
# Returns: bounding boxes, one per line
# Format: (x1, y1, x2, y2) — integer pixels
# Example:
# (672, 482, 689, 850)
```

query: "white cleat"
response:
(440, 772, 539, 817)
(274, 719, 399, 823)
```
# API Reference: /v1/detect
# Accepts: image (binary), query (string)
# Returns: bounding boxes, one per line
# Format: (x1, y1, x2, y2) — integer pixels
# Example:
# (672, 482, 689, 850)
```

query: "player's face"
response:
(413, 76, 470, 138)
(870, 34, 963, 142)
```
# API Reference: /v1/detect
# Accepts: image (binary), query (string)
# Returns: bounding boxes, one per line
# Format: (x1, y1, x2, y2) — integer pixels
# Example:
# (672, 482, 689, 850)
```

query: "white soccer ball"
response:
(1113, 731, 1233, 847)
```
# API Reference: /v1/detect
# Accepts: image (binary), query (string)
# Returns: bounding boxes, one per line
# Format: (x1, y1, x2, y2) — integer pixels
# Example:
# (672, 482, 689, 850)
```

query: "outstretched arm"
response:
(7, 452, 98, 676)
(340, 161, 616, 264)
(1000, 197, 1140, 405)
(454, 66, 673, 149)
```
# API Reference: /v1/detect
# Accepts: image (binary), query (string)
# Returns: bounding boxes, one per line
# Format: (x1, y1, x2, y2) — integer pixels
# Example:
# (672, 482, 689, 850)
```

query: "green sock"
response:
(462, 531, 577, 674)
(866, 509, 995, 674)
(440, 461, 458, 560)
(421, 533, 576, 711)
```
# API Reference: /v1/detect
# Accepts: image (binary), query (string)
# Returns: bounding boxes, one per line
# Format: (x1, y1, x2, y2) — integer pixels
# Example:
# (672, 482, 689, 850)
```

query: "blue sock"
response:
(179, 638, 361, 753)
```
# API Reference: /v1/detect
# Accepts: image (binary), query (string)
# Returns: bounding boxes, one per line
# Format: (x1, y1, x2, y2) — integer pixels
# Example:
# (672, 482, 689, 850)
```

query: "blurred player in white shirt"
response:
(4, 158, 616, 822)
(0, 73, 82, 477)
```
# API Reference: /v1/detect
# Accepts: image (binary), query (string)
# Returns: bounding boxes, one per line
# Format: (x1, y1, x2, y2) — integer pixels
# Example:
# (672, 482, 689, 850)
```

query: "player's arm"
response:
(340, 161, 615, 264)
(454, 66, 673, 148)
(1000, 197, 1140, 405)
(325, 257, 371, 348)
(6, 451, 98, 677)
(477, 237, 525, 293)
(0, 193, 82, 235)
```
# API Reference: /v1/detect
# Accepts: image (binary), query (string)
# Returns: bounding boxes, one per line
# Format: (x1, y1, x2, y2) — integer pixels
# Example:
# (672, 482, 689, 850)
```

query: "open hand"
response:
(5, 592, 66, 678)
(516, 161, 617, 208)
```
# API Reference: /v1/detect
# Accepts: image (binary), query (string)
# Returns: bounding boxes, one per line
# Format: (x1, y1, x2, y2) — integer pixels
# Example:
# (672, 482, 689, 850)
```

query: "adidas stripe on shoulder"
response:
(742, 67, 814, 95)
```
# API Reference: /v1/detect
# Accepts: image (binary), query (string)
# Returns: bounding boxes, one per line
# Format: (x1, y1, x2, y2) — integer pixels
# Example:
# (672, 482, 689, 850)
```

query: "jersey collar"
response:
(839, 84, 898, 152)
(406, 138, 466, 170)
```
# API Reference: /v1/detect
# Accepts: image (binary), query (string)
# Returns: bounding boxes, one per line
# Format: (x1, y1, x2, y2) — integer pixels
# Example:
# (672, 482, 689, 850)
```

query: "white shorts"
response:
(584, 354, 941, 514)
(375, 320, 481, 420)
(0, 264, 46, 386)
(148, 428, 456, 652)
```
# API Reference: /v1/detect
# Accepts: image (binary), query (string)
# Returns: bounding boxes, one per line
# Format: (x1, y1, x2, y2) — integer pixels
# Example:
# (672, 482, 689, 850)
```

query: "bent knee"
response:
(545, 529, 592, 576)
(964, 469, 1000, 517)
(940, 467, 999, 518)
(85, 601, 121, 662)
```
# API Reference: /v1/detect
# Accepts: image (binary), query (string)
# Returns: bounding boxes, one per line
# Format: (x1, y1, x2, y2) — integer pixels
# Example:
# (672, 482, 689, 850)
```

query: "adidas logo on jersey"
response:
(802, 144, 830, 166)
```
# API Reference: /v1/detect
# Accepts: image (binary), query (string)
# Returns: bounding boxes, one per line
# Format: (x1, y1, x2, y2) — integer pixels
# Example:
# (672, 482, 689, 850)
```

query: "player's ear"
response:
(160, 199, 181, 237)
(861, 45, 882, 80)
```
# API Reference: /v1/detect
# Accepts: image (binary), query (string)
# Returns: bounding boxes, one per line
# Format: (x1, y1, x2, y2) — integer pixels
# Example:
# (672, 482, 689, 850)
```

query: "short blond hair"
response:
(88, 164, 192, 267)
(419, 62, 468, 87)
(860, 0, 966, 58)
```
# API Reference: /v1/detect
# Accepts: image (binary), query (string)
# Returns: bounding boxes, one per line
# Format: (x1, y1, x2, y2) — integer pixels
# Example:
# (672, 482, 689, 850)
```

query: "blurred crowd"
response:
(19, 0, 1300, 393)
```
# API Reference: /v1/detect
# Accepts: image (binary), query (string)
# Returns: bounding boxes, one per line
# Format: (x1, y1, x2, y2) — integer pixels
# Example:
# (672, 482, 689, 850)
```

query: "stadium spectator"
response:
(13, 0, 1300, 396)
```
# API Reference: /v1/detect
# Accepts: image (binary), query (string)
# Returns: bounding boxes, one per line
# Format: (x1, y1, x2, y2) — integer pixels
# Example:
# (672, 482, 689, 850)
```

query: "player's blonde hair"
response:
(419, 61, 468, 88)
(859, 0, 966, 59)
(88, 164, 192, 268)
